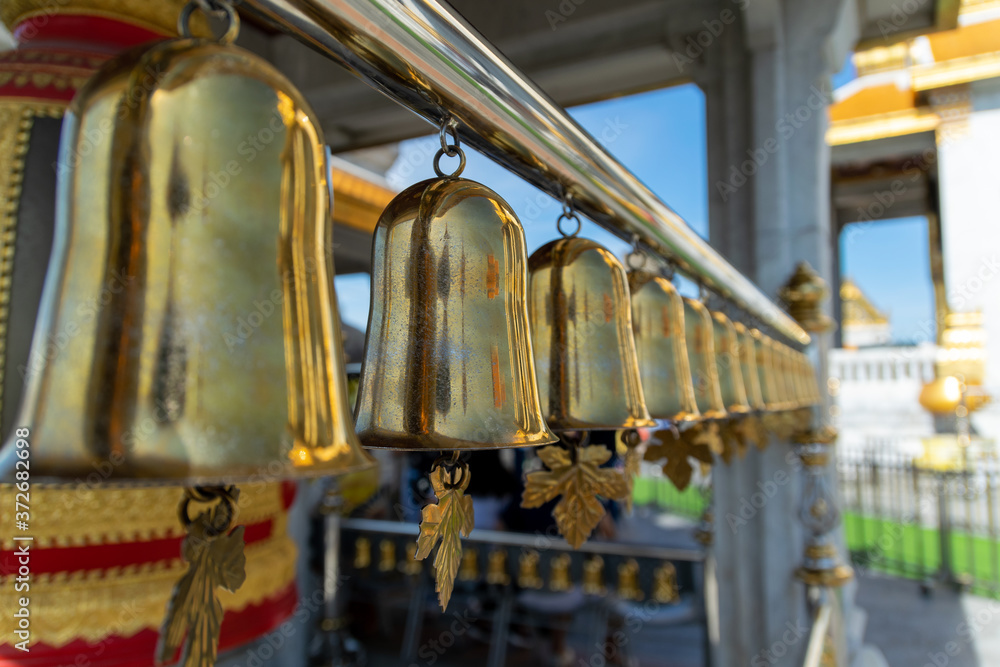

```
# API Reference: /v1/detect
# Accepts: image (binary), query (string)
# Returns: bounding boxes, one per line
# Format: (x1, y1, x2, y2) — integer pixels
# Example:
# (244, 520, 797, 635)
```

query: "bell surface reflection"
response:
(355, 177, 557, 450)
(528, 237, 654, 430)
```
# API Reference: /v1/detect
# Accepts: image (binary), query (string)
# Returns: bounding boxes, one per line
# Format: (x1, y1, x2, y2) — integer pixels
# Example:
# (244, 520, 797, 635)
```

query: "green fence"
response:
(632, 475, 707, 519)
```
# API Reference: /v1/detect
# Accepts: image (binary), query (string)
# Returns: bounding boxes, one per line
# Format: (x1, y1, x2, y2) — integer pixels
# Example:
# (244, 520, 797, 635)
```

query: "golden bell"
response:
(734, 322, 765, 411)
(518, 550, 544, 589)
(774, 343, 802, 410)
(795, 351, 820, 406)
(582, 555, 607, 595)
(528, 237, 655, 430)
(711, 312, 750, 414)
(354, 177, 557, 450)
(628, 269, 700, 421)
(617, 559, 643, 601)
(0, 38, 372, 483)
(752, 330, 782, 411)
(683, 299, 727, 419)
(549, 553, 573, 592)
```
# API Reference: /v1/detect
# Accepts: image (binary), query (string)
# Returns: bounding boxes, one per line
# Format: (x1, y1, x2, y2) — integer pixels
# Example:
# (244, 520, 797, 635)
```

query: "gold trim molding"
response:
(0, 481, 288, 549)
(827, 108, 940, 145)
(0, 535, 297, 648)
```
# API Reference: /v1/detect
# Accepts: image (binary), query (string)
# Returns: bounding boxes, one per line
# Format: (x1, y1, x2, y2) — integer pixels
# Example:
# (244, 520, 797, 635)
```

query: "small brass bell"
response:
(518, 550, 544, 589)
(774, 343, 801, 410)
(487, 549, 511, 586)
(583, 555, 607, 595)
(0, 31, 372, 483)
(354, 176, 556, 450)
(528, 237, 655, 430)
(379, 539, 397, 572)
(401, 543, 423, 576)
(353, 537, 372, 569)
(683, 298, 727, 419)
(617, 559, 643, 601)
(653, 562, 680, 604)
(628, 269, 700, 421)
(550, 553, 573, 591)
(459, 548, 480, 582)
(354, 125, 556, 610)
(710, 312, 750, 415)
(752, 331, 782, 411)
(734, 323, 765, 411)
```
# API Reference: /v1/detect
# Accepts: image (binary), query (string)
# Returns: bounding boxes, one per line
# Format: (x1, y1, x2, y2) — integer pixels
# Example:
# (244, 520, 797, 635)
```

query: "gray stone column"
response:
(698, 1, 859, 665)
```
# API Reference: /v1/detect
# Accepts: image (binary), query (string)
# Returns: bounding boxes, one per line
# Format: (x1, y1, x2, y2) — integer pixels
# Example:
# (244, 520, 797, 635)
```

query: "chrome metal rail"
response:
(244, 0, 811, 345)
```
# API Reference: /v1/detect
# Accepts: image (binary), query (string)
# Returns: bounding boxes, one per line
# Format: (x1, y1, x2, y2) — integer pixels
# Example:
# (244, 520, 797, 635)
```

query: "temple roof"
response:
(841, 278, 889, 326)
(828, 0, 1000, 146)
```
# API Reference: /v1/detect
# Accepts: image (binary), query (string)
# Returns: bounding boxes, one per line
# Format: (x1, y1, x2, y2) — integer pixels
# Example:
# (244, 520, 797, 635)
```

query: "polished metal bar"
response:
(242, 0, 811, 346)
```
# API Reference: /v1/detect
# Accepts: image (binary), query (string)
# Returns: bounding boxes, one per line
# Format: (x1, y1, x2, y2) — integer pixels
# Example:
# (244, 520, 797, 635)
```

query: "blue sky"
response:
(336, 74, 934, 344)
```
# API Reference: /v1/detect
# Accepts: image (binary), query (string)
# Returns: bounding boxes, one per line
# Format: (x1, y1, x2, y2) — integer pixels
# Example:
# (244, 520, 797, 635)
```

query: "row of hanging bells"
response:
(0, 0, 823, 624)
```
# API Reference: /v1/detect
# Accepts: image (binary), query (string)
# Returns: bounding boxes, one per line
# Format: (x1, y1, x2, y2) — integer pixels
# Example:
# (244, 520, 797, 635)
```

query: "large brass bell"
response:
(710, 312, 750, 415)
(682, 298, 726, 420)
(0, 29, 371, 483)
(354, 125, 556, 610)
(523, 225, 651, 551)
(628, 268, 699, 421)
(353, 177, 556, 450)
(528, 237, 654, 430)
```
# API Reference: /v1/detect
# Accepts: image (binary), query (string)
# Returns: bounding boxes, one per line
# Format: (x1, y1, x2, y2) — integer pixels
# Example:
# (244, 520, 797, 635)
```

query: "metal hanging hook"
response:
(556, 188, 581, 238)
(179, 0, 240, 44)
(625, 232, 646, 271)
(433, 116, 466, 178)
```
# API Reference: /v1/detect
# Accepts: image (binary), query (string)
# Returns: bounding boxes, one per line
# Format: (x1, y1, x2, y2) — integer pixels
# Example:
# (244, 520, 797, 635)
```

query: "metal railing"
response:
(336, 518, 709, 667)
(837, 451, 1000, 598)
(242, 0, 810, 346)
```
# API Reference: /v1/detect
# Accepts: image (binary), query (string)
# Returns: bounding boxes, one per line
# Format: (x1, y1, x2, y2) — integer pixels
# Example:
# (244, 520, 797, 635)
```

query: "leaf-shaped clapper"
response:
(415, 463, 474, 610)
(643, 428, 715, 491)
(522, 443, 628, 549)
(157, 488, 247, 667)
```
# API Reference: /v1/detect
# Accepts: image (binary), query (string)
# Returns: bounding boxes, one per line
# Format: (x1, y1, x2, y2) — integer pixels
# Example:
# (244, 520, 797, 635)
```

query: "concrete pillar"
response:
(699, 1, 859, 665)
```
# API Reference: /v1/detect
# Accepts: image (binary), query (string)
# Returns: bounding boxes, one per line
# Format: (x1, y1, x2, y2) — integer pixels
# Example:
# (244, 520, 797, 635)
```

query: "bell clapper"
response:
(522, 432, 629, 548)
(414, 452, 474, 610)
(158, 485, 247, 667)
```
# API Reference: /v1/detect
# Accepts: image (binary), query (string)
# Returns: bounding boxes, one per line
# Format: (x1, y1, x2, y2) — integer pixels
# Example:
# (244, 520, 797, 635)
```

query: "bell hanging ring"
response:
(628, 267, 700, 422)
(682, 298, 727, 420)
(528, 235, 654, 430)
(353, 158, 556, 450)
(0, 26, 372, 483)
(710, 311, 750, 414)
